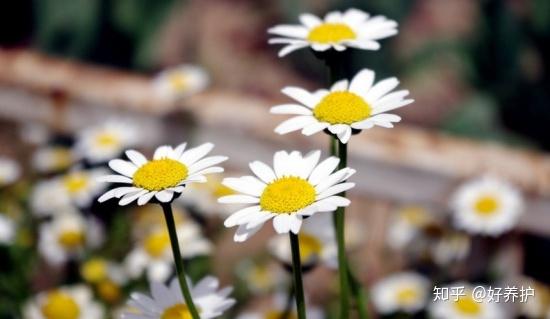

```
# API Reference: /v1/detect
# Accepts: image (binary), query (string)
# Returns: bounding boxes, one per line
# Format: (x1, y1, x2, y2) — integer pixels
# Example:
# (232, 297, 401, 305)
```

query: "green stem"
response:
(161, 203, 201, 319)
(289, 233, 307, 319)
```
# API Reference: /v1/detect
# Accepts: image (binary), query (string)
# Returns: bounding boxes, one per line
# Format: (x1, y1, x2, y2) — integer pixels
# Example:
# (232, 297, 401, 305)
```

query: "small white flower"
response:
(61, 168, 108, 208)
(430, 283, 505, 319)
(220, 150, 355, 242)
(98, 143, 227, 206)
(0, 213, 16, 244)
(123, 276, 235, 319)
(268, 8, 398, 57)
(124, 223, 211, 282)
(451, 176, 524, 236)
(31, 179, 73, 217)
(38, 212, 104, 265)
(237, 293, 324, 319)
(178, 175, 241, 217)
(23, 285, 104, 319)
(371, 272, 430, 315)
(271, 68, 413, 143)
(269, 211, 336, 267)
(0, 156, 21, 187)
(75, 120, 141, 164)
(387, 205, 434, 250)
(153, 65, 209, 101)
(431, 232, 471, 266)
(32, 146, 75, 174)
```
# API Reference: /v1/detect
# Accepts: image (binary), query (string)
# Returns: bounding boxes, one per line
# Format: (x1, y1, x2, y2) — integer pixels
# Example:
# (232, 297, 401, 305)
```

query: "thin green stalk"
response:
(161, 203, 200, 319)
(289, 233, 307, 319)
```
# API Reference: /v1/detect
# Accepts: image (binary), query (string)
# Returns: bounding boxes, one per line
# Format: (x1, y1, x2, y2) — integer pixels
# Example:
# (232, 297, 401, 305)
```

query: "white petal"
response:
(222, 177, 264, 197)
(315, 168, 356, 193)
(345, 40, 380, 50)
(372, 98, 414, 115)
(188, 156, 227, 174)
(268, 25, 309, 38)
(365, 77, 399, 102)
(218, 195, 260, 204)
(179, 143, 214, 165)
(299, 150, 321, 179)
(109, 159, 137, 177)
(312, 44, 331, 51)
(273, 214, 292, 234)
(331, 79, 349, 92)
(234, 223, 263, 242)
(249, 161, 277, 184)
(155, 190, 174, 203)
(224, 205, 262, 227)
(324, 11, 342, 23)
(173, 143, 187, 158)
(153, 145, 172, 159)
(271, 104, 313, 115)
(308, 157, 340, 185)
(349, 69, 375, 94)
(274, 116, 316, 135)
(119, 190, 148, 206)
(288, 215, 303, 234)
(299, 13, 322, 28)
(350, 118, 375, 130)
(137, 191, 156, 205)
(273, 151, 291, 177)
(245, 212, 274, 229)
(98, 174, 132, 184)
(343, 8, 369, 24)
(278, 43, 309, 57)
(316, 183, 355, 200)
(328, 124, 348, 135)
(125, 150, 148, 166)
(302, 122, 329, 136)
(337, 126, 352, 144)
(281, 87, 321, 107)
(318, 196, 351, 207)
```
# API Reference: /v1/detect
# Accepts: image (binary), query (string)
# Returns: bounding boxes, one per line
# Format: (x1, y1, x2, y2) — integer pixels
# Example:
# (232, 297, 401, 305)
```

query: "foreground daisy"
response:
(450, 176, 524, 236)
(75, 120, 141, 164)
(271, 69, 413, 143)
(220, 150, 355, 241)
(268, 8, 398, 57)
(153, 65, 209, 101)
(430, 283, 504, 319)
(98, 143, 227, 206)
(0, 156, 21, 187)
(23, 285, 104, 319)
(122, 276, 235, 319)
(371, 272, 430, 315)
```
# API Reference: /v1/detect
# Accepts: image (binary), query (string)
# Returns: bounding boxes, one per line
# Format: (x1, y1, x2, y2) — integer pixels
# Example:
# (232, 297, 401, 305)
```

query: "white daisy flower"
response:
(387, 205, 434, 250)
(122, 276, 235, 319)
(268, 8, 398, 57)
(31, 179, 73, 217)
(23, 285, 104, 319)
(271, 68, 413, 143)
(178, 175, 241, 217)
(153, 65, 209, 101)
(75, 120, 141, 164)
(0, 213, 16, 244)
(237, 293, 324, 319)
(0, 156, 21, 187)
(124, 223, 211, 282)
(268, 211, 336, 267)
(371, 272, 430, 315)
(32, 146, 75, 174)
(38, 212, 104, 265)
(220, 150, 355, 242)
(430, 283, 505, 319)
(60, 168, 107, 208)
(431, 232, 471, 266)
(98, 142, 227, 206)
(450, 176, 524, 236)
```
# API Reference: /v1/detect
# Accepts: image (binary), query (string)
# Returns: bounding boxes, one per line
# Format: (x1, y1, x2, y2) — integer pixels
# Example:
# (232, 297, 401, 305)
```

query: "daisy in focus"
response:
(371, 272, 430, 315)
(220, 150, 355, 241)
(75, 120, 141, 164)
(0, 156, 21, 187)
(153, 65, 209, 101)
(122, 276, 235, 319)
(430, 283, 504, 319)
(268, 8, 398, 57)
(450, 176, 524, 236)
(23, 285, 104, 319)
(98, 143, 227, 206)
(271, 69, 413, 143)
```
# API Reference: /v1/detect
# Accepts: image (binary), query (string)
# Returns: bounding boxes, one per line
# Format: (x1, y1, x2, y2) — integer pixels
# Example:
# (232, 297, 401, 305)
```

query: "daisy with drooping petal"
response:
(271, 68, 413, 143)
(430, 283, 504, 319)
(268, 8, 398, 57)
(269, 211, 336, 267)
(98, 143, 227, 206)
(450, 176, 524, 236)
(0, 213, 16, 245)
(153, 65, 209, 101)
(122, 276, 235, 319)
(75, 120, 142, 164)
(371, 272, 430, 315)
(23, 285, 104, 319)
(0, 156, 21, 187)
(237, 293, 325, 319)
(220, 150, 355, 242)
(32, 145, 75, 174)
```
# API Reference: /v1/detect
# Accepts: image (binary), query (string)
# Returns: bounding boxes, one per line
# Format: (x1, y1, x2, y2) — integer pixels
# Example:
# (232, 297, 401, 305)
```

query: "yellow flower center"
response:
(63, 172, 89, 194)
(81, 258, 108, 283)
(51, 148, 72, 170)
(144, 230, 171, 258)
(249, 265, 272, 288)
(41, 291, 80, 319)
(395, 287, 419, 306)
(307, 23, 356, 44)
(400, 206, 429, 226)
(97, 280, 121, 303)
(169, 74, 189, 92)
(260, 177, 316, 214)
(454, 295, 482, 315)
(299, 233, 323, 261)
(58, 230, 85, 250)
(161, 304, 194, 319)
(313, 92, 372, 125)
(265, 311, 297, 319)
(473, 195, 500, 216)
(95, 132, 120, 148)
(133, 159, 188, 191)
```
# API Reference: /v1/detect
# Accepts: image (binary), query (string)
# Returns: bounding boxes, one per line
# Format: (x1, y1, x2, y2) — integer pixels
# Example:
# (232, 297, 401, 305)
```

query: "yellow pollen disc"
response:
(260, 177, 316, 214)
(41, 291, 80, 319)
(299, 233, 323, 261)
(133, 158, 188, 191)
(395, 287, 419, 306)
(265, 311, 297, 319)
(97, 280, 121, 303)
(95, 132, 120, 148)
(168, 74, 189, 92)
(313, 92, 372, 125)
(473, 195, 500, 216)
(58, 230, 85, 249)
(144, 230, 170, 258)
(161, 304, 194, 319)
(63, 172, 89, 194)
(454, 295, 482, 315)
(307, 23, 356, 44)
(81, 258, 108, 283)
